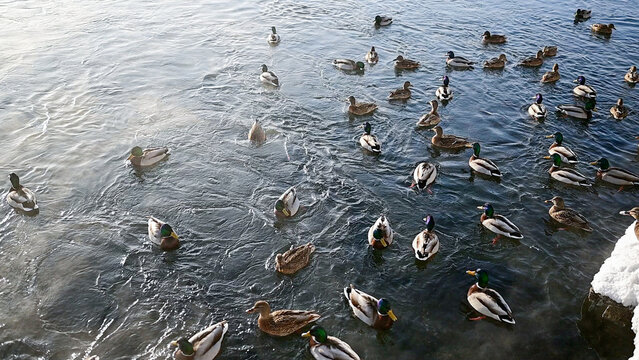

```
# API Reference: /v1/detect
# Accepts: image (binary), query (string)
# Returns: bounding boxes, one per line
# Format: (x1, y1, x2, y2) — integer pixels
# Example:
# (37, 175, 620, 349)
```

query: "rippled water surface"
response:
(1, 0, 639, 359)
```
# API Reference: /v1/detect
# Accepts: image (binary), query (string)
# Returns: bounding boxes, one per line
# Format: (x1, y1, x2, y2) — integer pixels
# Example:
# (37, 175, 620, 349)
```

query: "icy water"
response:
(1, 0, 638, 359)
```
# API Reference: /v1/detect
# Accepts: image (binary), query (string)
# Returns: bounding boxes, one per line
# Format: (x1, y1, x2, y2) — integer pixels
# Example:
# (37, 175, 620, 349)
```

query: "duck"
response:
(343, 285, 397, 329)
(171, 321, 228, 360)
(469, 143, 501, 178)
(267, 26, 280, 44)
(274, 187, 300, 217)
(365, 46, 378, 64)
(575, 9, 592, 19)
(388, 81, 412, 100)
(435, 76, 453, 101)
(482, 31, 506, 44)
(359, 122, 381, 154)
(410, 162, 437, 192)
(544, 196, 593, 232)
(368, 215, 393, 249)
(528, 93, 547, 120)
(333, 59, 364, 72)
(416, 100, 441, 127)
(591, 23, 615, 35)
(541, 63, 560, 83)
(625, 66, 639, 84)
(556, 98, 597, 120)
(619, 207, 639, 241)
(431, 126, 472, 150)
(483, 54, 507, 69)
(573, 76, 597, 99)
(477, 203, 523, 244)
(6, 173, 38, 213)
(610, 98, 629, 120)
(542, 46, 558, 57)
(412, 215, 439, 261)
(246, 301, 320, 337)
(127, 146, 170, 167)
(260, 65, 279, 87)
(275, 243, 315, 275)
(248, 120, 266, 144)
(520, 50, 544, 67)
(465, 269, 515, 324)
(302, 325, 361, 360)
(393, 55, 419, 70)
(545, 132, 578, 164)
(446, 51, 474, 69)
(148, 216, 180, 251)
(545, 154, 591, 187)
(591, 158, 639, 189)
(374, 15, 392, 27)
(347, 96, 377, 116)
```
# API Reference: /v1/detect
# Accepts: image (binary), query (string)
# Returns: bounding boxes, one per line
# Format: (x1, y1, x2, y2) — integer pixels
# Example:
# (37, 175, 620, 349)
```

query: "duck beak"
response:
(388, 310, 398, 321)
(466, 270, 476, 276)
(573, 80, 578, 83)
(543, 156, 551, 159)
(620, 211, 630, 216)
(545, 134, 555, 138)
(170, 341, 178, 347)
(301, 331, 311, 338)
(544, 200, 552, 204)
(127, 154, 134, 160)
(380, 238, 388, 247)
(476, 206, 484, 210)
(282, 208, 291, 217)
(171, 231, 179, 240)
(592, 108, 598, 112)
(589, 161, 598, 165)
(246, 307, 255, 313)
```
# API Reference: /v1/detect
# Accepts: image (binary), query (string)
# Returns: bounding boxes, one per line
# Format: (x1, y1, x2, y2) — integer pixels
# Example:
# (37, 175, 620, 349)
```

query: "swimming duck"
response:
(148, 216, 180, 251)
(520, 50, 544, 67)
(435, 76, 453, 101)
(483, 54, 507, 69)
(575, 9, 592, 19)
(267, 26, 280, 44)
(171, 321, 228, 360)
(368, 215, 393, 249)
(556, 98, 597, 120)
(246, 301, 320, 337)
(545, 132, 578, 164)
(619, 207, 639, 241)
(573, 76, 597, 99)
(542, 46, 558, 57)
(359, 122, 381, 154)
(410, 162, 437, 192)
(591, 23, 615, 35)
(388, 81, 412, 100)
(6, 173, 38, 212)
(446, 51, 474, 69)
(393, 55, 419, 70)
(545, 154, 591, 187)
(347, 96, 377, 116)
(275, 243, 315, 275)
(610, 98, 629, 120)
(302, 326, 361, 360)
(431, 126, 472, 150)
(127, 146, 170, 167)
(248, 120, 266, 144)
(469, 143, 501, 178)
(625, 66, 639, 84)
(365, 46, 378, 64)
(591, 158, 639, 189)
(416, 100, 441, 127)
(343, 285, 397, 329)
(465, 269, 515, 324)
(374, 15, 392, 26)
(477, 203, 523, 243)
(541, 63, 560, 83)
(260, 65, 279, 87)
(274, 187, 300, 217)
(528, 93, 547, 120)
(482, 31, 506, 44)
(333, 59, 364, 72)
(412, 215, 439, 261)
(544, 196, 593, 232)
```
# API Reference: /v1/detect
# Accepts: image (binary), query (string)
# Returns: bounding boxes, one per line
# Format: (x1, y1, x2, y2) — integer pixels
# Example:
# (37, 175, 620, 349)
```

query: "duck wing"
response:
(313, 336, 361, 360)
(344, 285, 377, 326)
(469, 288, 514, 323)
(553, 209, 592, 231)
(484, 215, 522, 239)
(192, 321, 228, 360)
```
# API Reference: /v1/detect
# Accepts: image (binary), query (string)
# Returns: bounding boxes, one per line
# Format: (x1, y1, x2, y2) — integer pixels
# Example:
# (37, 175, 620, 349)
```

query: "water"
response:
(1, 0, 638, 359)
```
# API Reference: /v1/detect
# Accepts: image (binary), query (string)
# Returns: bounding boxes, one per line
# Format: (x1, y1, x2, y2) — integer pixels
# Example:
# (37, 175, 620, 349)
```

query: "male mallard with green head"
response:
(148, 216, 179, 251)
(591, 158, 639, 190)
(465, 269, 515, 324)
(343, 285, 398, 330)
(544, 154, 591, 187)
(302, 325, 361, 360)
(127, 146, 170, 167)
(469, 143, 501, 178)
(6, 173, 38, 213)
(412, 215, 439, 261)
(545, 132, 578, 164)
(171, 321, 228, 360)
(478, 203, 523, 244)
(368, 215, 393, 249)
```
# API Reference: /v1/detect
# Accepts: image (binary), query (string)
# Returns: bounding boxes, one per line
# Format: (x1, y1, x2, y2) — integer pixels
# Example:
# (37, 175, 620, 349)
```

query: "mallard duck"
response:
(274, 187, 300, 217)
(544, 196, 593, 232)
(541, 63, 560, 83)
(545, 132, 578, 164)
(446, 51, 474, 69)
(469, 143, 501, 178)
(465, 269, 515, 324)
(365, 46, 378, 64)
(410, 162, 437, 192)
(431, 126, 472, 150)
(477, 203, 523, 243)
(610, 98, 629, 120)
(393, 55, 419, 70)
(556, 99, 597, 120)
(388, 81, 412, 100)
(528, 93, 547, 120)
(248, 120, 266, 144)
(416, 100, 441, 127)
(343, 285, 397, 329)
(520, 50, 544, 67)
(148, 216, 179, 251)
(591, 23, 615, 35)
(435, 76, 453, 101)
(246, 301, 320, 337)
(6, 173, 38, 213)
(359, 122, 381, 154)
(619, 207, 639, 241)
(347, 96, 377, 116)
(368, 215, 393, 249)
(302, 325, 361, 360)
(575, 9, 592, 19)
(482, 31, 506, 44)
(171, 321, 228, 360)
(267, 26, 280, 44)
(260, 65, 279, 87)
(412, 215, 439, 261)
(127, 146, 170, 167)
(333, 59, 364, 72)
(545, 154, 591, 187)
(625, 66, 639, 84)
(374, 15, 392, 27)
(591, 158, 639, 189)
(483, 54, 507, 69)
(275, 243, 315, 275)
(573, 76, 597, 99)
(542, 46, 558, 57)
